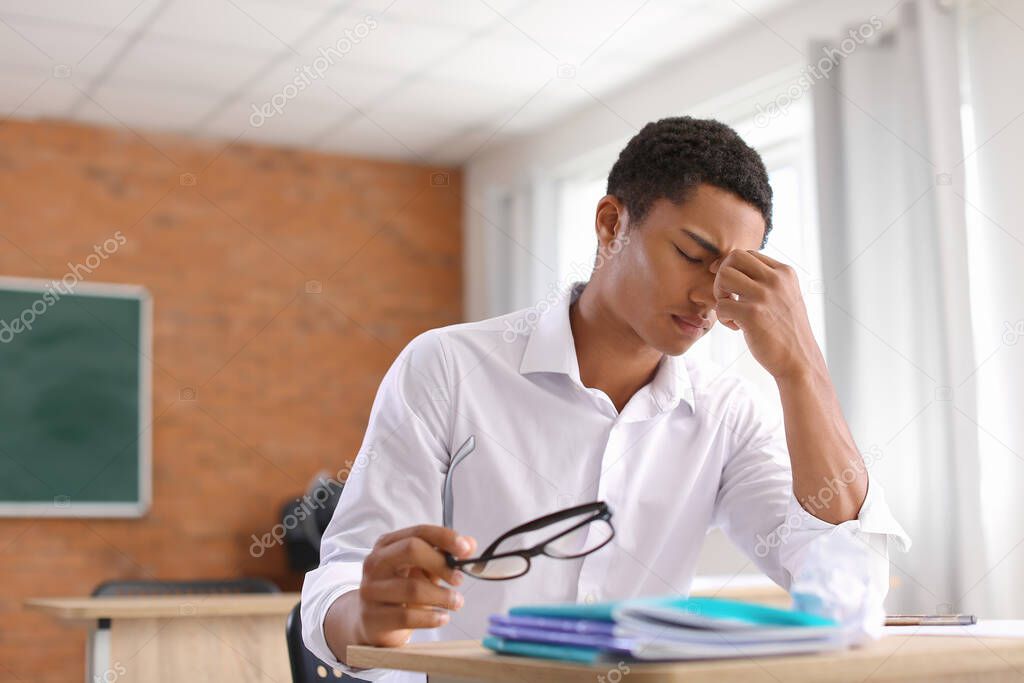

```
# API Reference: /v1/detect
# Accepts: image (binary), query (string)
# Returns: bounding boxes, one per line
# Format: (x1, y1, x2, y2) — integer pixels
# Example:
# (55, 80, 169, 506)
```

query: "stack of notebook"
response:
(483, 596, 848, 663)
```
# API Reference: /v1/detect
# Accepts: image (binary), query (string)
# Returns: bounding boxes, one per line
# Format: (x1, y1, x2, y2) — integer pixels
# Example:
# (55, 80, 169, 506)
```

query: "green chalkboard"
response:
(0, 278, 150, 516)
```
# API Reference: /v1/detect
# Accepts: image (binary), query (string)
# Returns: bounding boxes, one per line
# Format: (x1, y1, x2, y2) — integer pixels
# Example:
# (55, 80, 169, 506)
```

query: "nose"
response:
(690, 267, 717, 317)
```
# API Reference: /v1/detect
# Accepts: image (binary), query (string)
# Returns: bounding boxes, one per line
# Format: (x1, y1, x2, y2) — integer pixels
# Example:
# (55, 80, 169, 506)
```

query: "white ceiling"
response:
(0, 0, 795, 165)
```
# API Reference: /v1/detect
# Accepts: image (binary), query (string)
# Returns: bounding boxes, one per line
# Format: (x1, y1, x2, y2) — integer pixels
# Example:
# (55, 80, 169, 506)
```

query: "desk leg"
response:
(87, 619, 111, 683)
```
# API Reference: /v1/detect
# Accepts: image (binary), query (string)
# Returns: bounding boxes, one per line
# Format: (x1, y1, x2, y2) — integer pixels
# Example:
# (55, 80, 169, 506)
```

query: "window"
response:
(555, 175, 606, 286)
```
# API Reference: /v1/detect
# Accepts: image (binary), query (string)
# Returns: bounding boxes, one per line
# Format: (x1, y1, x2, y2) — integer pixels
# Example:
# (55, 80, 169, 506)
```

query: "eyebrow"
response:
(681, 229, 722, 258)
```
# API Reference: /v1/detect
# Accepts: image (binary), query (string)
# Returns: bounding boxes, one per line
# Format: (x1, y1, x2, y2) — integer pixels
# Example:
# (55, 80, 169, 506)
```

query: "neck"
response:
(569, 282, 663, 413)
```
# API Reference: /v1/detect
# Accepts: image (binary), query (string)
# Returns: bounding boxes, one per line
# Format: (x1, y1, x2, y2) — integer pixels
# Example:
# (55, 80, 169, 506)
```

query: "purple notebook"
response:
(487, 623, 634, 653)
(489, 614, 618, 635)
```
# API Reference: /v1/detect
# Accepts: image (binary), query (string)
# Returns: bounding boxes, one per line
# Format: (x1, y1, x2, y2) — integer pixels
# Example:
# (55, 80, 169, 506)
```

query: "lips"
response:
(674, 314, 708, 330)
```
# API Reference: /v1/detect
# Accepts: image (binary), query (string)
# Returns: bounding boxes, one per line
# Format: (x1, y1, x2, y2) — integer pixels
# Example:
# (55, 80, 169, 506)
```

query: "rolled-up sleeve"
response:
(709, 376, 912, 641)
(301, 329, 453, 678)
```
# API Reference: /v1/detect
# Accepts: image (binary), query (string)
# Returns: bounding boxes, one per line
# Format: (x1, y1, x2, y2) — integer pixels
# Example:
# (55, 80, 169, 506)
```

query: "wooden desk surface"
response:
(25, 592, 300, 621)
(348, 635, 1024, 683)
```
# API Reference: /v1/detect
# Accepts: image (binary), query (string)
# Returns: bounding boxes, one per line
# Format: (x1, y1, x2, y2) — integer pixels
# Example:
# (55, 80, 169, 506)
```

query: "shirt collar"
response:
(518, 281, 695, 416)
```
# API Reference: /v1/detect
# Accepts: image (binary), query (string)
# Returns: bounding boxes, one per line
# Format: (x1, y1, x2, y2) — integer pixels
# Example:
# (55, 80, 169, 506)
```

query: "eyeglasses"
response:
(441, 435, 615, 580)
(445, 500, 615, 580)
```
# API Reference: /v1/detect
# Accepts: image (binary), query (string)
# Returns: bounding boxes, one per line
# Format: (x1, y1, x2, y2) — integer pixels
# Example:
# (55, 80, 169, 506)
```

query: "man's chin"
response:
(648, 330, 693, 357)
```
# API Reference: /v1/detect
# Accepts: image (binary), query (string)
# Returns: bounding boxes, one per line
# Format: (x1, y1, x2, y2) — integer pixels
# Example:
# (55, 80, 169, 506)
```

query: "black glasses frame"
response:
(444, 501, 614, 581)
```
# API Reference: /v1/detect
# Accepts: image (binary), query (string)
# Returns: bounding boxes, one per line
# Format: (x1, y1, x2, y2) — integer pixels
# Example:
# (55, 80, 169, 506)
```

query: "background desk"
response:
(27, 593, 298, 683)
(25, 582, 788, 682)
(348, 636, 1024, 683)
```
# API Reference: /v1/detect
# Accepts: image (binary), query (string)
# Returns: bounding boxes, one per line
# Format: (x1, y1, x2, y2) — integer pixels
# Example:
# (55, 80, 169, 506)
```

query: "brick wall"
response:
(0, 119, 462, 682)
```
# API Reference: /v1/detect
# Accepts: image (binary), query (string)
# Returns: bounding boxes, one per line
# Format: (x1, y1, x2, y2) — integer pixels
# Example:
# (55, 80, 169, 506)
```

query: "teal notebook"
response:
(482, 635, 607, 663)
(508, 600, 620, 622)
(510, 596, 836, 629)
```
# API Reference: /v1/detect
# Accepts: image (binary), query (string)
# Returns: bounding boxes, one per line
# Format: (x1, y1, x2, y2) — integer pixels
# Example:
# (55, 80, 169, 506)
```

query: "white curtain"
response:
(811, 0, 991, 615)
(957, 0, 1024, 619)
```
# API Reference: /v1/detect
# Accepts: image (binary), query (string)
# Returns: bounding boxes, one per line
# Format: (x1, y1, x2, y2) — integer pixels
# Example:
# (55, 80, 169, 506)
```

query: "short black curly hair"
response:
(606, 116, 773, 248)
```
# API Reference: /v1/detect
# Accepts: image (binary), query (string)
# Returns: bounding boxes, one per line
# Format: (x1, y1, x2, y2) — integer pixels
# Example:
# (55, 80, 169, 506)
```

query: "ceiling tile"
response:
(0, 22, 51, 70)
(145, 0, 310, 52)
(349, 0, 500, 31)
(107, 36, 265, 93)
(428, 22, 556, 90)
(574, 49, 668, 97)
(0, 17, 135, 72)
(298, 60, 408, 110)
(321, 112, 463, 162)
(0, 72, 80, 118)
(78, 81, 216, 133)
(0, 0, 796, 162)
(318, 114, 422, 161)
(576, 2, 730, 66)
(296, 11, 470, 74)
(489, 78, 590, 134)
(423, 128, 497, 165)
(200, 75, 355, 145)
(0, 0, 161, 33)
(369, 76, 532, 126)
(500, 0, 655, 65)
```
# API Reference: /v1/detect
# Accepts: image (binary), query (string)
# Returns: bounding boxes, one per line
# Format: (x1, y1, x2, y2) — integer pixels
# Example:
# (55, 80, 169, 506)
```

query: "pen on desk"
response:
(886, 614, 977, 626)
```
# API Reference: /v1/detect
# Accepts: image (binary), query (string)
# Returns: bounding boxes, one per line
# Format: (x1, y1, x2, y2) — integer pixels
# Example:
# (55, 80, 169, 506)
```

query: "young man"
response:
(302, 116, 911, 680)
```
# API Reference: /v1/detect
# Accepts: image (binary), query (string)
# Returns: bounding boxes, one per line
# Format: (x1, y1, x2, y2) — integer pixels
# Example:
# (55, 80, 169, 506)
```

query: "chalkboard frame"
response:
(0, 276, 152, 518)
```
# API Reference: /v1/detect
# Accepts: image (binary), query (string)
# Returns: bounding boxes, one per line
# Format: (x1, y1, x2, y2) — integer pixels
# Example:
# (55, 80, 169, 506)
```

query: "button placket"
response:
(575, 420, 626, 603)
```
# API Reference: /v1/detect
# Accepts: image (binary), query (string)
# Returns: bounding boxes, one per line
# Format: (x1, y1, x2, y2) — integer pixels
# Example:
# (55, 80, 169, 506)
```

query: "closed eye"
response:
(675, 245, 701, 264)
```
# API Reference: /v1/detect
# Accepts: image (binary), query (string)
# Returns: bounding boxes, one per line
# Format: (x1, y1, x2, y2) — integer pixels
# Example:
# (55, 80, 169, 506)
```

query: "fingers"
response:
(357, 525, 478, 645)
(712, 250, 775, 282)
(715, 297, 745, 331)
(369, 536, 463, 585)
(363, 604, 452, 633)
(745, 250, 787, 269)
(361, 577, 464, 611)
(375, 524, 477, 560)
(713, 264, 760, 301)
(408, 566, 442, 586)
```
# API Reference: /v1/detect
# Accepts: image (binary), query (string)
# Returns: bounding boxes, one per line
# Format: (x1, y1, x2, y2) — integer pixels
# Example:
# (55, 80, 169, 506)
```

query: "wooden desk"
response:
(27, 593, 298, 683)
(18, 581, 807, 682)
(348, 636, 1024, 683)
(689, 578, 790, 608)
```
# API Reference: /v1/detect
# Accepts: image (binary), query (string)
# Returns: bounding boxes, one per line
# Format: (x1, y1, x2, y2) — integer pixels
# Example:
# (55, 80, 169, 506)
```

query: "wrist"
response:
(325, 590, 363, 664)
(775, 350, 828, 388)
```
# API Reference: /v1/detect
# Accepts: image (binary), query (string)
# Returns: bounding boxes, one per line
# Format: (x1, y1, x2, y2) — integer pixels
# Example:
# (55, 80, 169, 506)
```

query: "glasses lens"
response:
(461, 554, 529, 579)
(545, 518, 613, 559)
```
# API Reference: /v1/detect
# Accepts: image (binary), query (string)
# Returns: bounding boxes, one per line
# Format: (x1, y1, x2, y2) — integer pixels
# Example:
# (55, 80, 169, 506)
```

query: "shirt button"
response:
(584, 592, 597, 604)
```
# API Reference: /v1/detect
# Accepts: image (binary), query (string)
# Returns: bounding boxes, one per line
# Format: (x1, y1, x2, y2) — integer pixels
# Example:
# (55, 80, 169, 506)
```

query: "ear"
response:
(595, 194, 628, 253)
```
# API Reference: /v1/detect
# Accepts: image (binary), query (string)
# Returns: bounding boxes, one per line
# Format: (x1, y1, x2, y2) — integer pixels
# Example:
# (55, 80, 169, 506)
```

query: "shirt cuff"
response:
(780, 475, 910, 643)
(301, 566, 395, 681)
(785, 475, 912, 552)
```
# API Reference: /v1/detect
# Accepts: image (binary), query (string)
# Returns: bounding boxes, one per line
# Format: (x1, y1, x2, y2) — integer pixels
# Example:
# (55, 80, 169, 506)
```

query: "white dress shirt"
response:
(302, 281, 912, 681)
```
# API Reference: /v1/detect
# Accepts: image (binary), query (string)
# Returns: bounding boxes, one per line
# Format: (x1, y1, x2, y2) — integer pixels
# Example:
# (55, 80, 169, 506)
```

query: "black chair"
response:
(286, 601, 367, 682)
(92, 577, 281, 596)
(282, 475, 345, 573)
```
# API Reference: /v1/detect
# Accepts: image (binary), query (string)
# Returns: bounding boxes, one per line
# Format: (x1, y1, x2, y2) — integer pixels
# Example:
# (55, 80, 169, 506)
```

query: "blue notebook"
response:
(486, 596, 847, 662)
(489, 614, 617, 635)
(488, 623, 633, 653)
